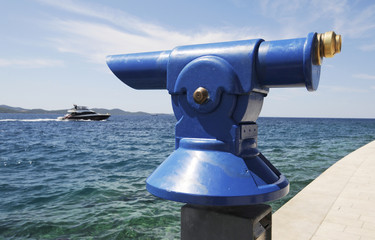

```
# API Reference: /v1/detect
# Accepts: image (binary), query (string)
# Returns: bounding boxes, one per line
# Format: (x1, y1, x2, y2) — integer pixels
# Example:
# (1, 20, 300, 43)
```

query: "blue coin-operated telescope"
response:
(107, 31, 341, 206)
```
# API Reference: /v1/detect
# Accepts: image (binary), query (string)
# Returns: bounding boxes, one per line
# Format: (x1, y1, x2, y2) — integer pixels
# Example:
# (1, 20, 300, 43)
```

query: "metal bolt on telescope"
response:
(106, 31, 341, 206)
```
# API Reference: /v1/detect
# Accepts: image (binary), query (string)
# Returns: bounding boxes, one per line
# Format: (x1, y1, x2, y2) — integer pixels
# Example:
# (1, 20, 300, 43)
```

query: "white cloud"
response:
(38, 0, 259, 41)
(41, 1, 259, 65)
(257, 0, 348, 38)
(259, 0, 375, 40)
(333, 3, 375, 39)
(47, 19, 257, 64)
(353, 73, 375, 80)
(260, 0, 305, 18)
(0, 58, 64, 68)
(38, 0, 375, 68)
(38, 0, 167, 37)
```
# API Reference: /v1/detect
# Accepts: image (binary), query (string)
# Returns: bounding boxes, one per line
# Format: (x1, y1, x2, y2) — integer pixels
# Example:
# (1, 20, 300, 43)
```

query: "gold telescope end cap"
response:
(314, 31, 342, 65)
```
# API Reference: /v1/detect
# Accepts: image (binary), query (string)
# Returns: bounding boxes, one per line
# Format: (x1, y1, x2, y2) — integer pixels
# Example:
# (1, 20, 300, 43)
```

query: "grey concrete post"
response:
(181, 204, 272, 240)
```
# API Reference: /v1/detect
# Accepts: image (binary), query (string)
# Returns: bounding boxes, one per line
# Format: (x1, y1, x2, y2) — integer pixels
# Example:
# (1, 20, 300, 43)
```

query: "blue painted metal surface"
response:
(256, 32, 320, 91)
(107, 32, 321, 206)
(106, 51, 170, 89)
(146, 138, 289, 205)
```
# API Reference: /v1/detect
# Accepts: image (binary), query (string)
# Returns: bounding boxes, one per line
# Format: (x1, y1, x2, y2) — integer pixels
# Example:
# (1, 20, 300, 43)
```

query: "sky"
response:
(1, 0, 375, 118)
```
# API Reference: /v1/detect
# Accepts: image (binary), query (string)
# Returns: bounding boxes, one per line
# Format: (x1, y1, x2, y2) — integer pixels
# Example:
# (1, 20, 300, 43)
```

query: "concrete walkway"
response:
(273, 140, 375, 240)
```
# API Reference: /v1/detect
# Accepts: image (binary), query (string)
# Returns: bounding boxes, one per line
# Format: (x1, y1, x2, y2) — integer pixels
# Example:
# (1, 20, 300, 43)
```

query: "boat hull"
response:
(63, 114, 110, 121)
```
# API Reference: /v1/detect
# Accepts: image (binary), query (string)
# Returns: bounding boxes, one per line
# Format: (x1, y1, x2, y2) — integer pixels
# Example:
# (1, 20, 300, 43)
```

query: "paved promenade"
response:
(273, 140, 375, 240)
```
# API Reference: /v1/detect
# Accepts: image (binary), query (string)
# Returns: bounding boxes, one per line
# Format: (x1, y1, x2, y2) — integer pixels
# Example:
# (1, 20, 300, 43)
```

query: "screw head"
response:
(193, 87, 209, 104)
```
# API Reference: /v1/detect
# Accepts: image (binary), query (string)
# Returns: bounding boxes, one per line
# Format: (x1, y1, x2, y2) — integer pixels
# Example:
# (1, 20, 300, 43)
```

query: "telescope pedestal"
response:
(181, 204, 272, 240)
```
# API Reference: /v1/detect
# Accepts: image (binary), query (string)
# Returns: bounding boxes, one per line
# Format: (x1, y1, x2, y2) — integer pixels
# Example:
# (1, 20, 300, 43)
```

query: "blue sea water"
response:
(0, 114, 374, 239)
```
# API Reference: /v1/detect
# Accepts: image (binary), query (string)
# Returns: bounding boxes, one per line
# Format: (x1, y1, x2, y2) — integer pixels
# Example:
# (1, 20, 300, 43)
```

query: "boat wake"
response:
(0, 118, 61, 122)
(0, 118, 108, 122)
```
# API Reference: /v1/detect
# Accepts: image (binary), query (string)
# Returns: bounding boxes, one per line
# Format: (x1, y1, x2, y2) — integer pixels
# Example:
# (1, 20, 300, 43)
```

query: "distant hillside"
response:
(0, 105, 151, 115)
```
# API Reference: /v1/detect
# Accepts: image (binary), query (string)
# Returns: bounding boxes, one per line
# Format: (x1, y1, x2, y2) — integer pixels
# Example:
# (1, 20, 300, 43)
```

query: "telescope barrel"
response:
(106, 50, 170, 89)
(256, 35, 319, 91)
(107, 32, 341, 92)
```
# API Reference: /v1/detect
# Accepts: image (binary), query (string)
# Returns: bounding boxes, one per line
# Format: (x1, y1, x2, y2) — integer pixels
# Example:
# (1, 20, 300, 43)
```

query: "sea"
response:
(0, 113, 374, 239)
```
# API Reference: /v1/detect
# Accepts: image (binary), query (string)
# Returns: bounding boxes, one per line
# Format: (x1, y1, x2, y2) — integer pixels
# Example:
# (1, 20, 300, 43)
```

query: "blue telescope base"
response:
(146, 138, 289, 206)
